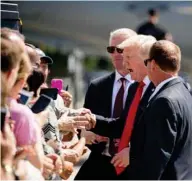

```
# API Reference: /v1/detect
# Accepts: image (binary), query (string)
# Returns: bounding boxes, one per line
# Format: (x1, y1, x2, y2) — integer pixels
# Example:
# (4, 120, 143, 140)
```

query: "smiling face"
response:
(123, 46, 147, 82)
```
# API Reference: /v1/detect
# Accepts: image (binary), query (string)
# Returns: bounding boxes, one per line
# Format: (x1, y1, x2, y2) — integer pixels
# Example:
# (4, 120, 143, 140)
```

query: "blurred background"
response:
(2, 1, 192, 108)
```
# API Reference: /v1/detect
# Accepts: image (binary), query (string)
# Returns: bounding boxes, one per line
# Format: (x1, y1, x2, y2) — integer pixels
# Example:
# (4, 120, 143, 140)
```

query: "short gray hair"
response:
(109, 28, 137, 44)
(118, 35, 157, 59)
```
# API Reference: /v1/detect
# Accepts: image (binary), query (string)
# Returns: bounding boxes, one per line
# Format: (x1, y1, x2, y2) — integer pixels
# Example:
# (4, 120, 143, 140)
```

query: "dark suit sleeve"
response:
(91, 83, 138, 138)
(130, 98, 178, 179)
(84, 82, 95, 110)
(91, 114, 123, 138)
(83, 82, 121, 137)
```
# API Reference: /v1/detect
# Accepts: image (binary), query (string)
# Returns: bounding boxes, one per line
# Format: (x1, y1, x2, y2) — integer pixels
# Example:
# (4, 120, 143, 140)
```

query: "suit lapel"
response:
(140, 82, 155, 108)
(134, 82, 155, 126)
(105, 72, 115, 117)
(148, 78, 182, 106)
(136, 78, 182, 127)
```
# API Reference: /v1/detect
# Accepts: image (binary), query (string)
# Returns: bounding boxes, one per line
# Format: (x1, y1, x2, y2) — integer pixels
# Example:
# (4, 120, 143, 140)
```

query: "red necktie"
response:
(115, 81, 145, 175)
(109, 78, 125, 156)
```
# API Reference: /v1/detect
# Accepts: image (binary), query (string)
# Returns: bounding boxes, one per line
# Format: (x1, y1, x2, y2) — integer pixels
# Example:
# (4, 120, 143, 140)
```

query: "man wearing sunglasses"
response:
(75, 28, 136, 180)
(74, 35, 157, 179)
(120, 40, 192, 179)
(80, 38, 192, 179)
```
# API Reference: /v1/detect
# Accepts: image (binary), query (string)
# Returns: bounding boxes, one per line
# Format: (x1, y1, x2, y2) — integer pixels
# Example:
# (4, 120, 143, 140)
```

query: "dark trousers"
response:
(75, 152, 118, 180)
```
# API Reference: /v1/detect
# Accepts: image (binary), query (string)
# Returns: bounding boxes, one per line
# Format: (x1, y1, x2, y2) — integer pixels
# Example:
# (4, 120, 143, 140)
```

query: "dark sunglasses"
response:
(107, 46, 124, 54)
(144, 58, 153, 66)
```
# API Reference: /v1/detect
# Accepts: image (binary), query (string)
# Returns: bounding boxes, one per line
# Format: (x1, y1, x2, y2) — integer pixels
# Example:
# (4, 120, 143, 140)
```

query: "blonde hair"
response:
(109, 28, 137, 44)
(15, 51, 32, 82)
(1, 73, 8, 107)
(118, 35, 156, 59)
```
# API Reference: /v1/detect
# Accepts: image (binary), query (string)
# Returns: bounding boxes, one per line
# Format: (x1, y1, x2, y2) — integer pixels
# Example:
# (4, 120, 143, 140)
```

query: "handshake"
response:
(58, 108, 96, 132)
(72, 108, 96, 130)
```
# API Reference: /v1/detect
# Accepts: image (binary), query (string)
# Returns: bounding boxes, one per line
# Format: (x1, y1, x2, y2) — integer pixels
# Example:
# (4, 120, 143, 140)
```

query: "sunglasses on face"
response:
(144, 58, 153, 66)
(107, 46, 124, 54)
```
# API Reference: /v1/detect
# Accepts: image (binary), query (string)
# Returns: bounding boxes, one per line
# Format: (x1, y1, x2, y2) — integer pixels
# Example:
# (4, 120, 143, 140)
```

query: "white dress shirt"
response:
(141, 76, 151, 99)
(103, 75, 151, 157)
(111, 70, 134, 117)
(149, 76, 177, 102)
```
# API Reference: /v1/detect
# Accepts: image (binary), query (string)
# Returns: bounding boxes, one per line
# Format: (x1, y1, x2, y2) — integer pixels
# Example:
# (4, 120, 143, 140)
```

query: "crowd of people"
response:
(1, 25, 192, 181)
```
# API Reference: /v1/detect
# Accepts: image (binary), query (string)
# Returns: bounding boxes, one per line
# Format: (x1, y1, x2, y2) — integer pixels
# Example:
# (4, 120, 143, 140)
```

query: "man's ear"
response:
(150, 59, 157, 71)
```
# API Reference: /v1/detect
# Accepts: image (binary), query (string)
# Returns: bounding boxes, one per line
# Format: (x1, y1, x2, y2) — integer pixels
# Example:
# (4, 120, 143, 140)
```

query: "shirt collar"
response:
(149, 76, 178, 101)
(143, 76, 151, 86)
(115, 70, 134, 83)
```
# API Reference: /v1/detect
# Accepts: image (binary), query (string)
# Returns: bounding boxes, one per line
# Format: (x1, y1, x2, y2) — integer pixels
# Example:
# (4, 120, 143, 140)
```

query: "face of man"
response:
(123, 46, 147, 82)
(110, 35, 130, 75)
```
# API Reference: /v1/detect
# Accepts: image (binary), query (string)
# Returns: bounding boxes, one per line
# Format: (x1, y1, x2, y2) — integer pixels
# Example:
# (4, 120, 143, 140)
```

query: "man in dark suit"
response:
(93, 40, 192, 179)
(125, 40, 192, 179)
(75, 35, 157, 179)
(75, 28, 136, 180)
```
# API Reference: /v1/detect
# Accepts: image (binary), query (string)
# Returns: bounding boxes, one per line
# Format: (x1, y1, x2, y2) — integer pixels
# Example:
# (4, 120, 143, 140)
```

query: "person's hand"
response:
(42, 155, 55, 179)
(47, 138, 60, 150)
(111, 147, 130, 167)
(1, 122, 16, 163)
(62, 133, 79, 149)
(95, 134, 109, 143)
(34, 110, 49, 127)
(76, 108, 91, 115)
(46, 154, 63, 175)
(73, 114, 96, 130)
(81, 129, 97, 145)
(60, 161, 74, 180)
(58, 116, 89, 133)
(81, 129, 108, 145)
(60, 90, 72, 108)
(61, 149, 79, 164)
(14, 146, 35, 164)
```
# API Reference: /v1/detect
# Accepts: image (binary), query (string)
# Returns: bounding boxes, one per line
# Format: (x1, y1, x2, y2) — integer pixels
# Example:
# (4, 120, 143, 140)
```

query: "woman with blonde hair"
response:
(8, 50, 44, 171)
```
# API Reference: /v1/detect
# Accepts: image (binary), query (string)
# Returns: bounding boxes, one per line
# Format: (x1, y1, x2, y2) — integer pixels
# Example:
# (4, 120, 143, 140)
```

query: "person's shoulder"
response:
(10, 102, 34, 120)
(130, 81, 139, 88)
(90, 72, 115, 86)
(137, 21, 150, 32)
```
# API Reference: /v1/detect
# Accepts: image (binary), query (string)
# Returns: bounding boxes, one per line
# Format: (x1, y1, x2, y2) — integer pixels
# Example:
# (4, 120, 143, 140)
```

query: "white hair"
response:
(118, 35, 157, 59)
(109, 28, 137, 44)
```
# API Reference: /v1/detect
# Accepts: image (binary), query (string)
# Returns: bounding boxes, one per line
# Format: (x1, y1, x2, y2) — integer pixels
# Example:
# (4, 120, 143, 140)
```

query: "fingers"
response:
(71, 128, 79, 134)
(60, 161, 73, 180)
(60, 90, 72, 107)
(60, 90, 72, 98)
(95, 135, 109, 142)
(79, 108, 91, 115)
(111, 154, 119, 165)
(118, 161, 127, 167)
(113, 157, 123, 167)
(46, 153, 59, 163)
(43, 156, 54, 171)
(55, 157, 63, 174)
(73, 120, 89, 127)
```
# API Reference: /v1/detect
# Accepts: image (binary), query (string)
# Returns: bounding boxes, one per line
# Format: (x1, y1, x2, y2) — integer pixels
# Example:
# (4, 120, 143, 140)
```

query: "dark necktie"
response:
(115, 81, 145, 175)
(109, 77, 125, 156)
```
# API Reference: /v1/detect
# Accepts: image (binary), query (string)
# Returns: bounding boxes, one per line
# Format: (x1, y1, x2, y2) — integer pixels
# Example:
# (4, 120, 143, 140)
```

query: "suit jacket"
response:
(92, 82, 155, 139)
(83, 72, 116, 153)
(126, 78, 192, 180)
